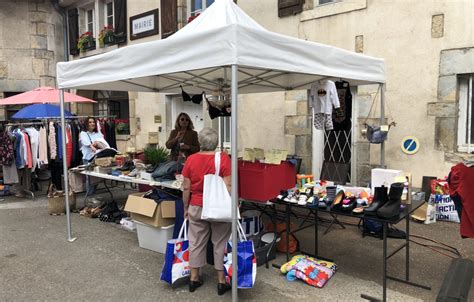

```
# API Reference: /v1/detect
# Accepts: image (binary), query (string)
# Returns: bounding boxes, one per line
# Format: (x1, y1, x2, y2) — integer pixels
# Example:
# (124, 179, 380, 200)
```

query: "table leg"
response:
(383, 222, 388, 302)
(103, 180, 114, 201)
(286, 203, 290, 261)
(315, 209, 319, 256)
(406, 215, 410, 281)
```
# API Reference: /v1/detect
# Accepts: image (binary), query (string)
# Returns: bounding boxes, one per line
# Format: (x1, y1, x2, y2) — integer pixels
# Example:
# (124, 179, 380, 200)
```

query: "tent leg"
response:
(380, 83, 386, 168)
(59, 89, 76, 242)
(231, 64, 239, 302)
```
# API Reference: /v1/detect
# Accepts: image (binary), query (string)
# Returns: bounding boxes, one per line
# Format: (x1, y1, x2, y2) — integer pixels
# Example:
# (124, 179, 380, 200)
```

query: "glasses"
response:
(180, 118, 190, 122)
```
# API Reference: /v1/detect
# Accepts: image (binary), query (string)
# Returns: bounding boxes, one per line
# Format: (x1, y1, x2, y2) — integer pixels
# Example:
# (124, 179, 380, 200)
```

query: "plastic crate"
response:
(238, 160, 296, 202)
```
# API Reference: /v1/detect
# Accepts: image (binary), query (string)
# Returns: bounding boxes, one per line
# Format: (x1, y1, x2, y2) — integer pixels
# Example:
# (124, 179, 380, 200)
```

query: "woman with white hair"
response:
(181, 127, 232, 295)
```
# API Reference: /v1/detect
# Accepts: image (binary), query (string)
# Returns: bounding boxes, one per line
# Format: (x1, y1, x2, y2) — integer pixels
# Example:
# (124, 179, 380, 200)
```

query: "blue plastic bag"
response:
(161, 220, 190, 284)
(223, 222, 257, 288)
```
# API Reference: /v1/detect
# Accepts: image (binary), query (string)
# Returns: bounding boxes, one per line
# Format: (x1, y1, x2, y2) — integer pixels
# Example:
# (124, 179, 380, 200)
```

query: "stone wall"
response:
(0, 0, 65, 95)
(430, 47, 474, 162)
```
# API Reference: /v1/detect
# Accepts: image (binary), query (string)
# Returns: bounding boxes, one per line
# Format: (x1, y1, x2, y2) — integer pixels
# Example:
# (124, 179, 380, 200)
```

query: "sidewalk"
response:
(0, 191, 472, 301)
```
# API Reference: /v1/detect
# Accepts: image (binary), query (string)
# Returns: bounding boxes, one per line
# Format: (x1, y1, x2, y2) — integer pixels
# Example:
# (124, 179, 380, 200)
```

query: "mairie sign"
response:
(401, 136, 420, 155)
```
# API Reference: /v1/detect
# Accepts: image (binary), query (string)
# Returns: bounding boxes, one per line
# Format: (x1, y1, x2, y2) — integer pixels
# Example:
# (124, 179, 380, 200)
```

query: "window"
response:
(105, 1, 114, 27)
(93, 91, 130, 134)
(86, 9, 95, 35)
(189, 0, 215, 16)
(218, 117, 231, 148)
(458, 75, 474, 153)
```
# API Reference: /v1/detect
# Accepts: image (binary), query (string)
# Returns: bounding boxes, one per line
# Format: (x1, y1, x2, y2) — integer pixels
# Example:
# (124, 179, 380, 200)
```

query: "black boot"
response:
(377, 183, 404, 219)
(364, 186, 388, 216)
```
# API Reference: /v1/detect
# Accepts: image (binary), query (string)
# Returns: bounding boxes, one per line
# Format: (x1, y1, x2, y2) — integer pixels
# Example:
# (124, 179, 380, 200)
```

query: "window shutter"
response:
(161, 0, 177, 39)
(67, 8, 79, 56)
(278, 0, 303, 18)
(114, 0, 127, 43)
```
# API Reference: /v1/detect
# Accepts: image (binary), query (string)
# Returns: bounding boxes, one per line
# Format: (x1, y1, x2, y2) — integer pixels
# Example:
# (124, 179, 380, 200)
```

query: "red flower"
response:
(187, 13, 200, 23)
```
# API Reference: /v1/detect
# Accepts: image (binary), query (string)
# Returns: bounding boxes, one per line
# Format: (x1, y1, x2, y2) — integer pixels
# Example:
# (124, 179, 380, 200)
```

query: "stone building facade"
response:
(0, 0, 65, 118)
(4, 0, 472, 189)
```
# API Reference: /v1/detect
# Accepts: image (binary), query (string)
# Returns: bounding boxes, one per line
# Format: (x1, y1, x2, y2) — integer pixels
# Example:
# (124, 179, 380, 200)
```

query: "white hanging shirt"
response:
(310, 80, 340, 114)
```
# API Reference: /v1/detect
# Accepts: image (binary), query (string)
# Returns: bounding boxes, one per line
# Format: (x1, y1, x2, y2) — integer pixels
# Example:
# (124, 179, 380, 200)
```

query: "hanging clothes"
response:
(23, 132, 33, 169)
(66, 125, 73, 168)
(106, 120, 117, 149)
(0, 131, 15, 165)
(38, 126, 48, 165)
(48, 121, 57, 160)
(71, 121, 80, 168)
(310, 80, 340, 131)
(25, 127, 40, 172)
(1, 163, 19, 184)
(332, 81, 352, 131)
(448, 163, 474, 238)
(13, 130, 25, 169)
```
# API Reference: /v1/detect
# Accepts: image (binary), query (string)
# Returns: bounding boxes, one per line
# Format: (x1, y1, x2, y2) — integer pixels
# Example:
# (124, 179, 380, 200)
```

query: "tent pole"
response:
(59, 89, 76, 242)
(380, 83, 386, 168)
(231, 64, 239, 302)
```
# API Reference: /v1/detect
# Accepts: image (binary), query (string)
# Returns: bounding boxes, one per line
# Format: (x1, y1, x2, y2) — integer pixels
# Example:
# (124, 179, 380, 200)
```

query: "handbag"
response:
(201, 152, 232, 222)
(47, 184, 76, 215)
(223, 222, 257, 289)
(160, 219, 190, 285)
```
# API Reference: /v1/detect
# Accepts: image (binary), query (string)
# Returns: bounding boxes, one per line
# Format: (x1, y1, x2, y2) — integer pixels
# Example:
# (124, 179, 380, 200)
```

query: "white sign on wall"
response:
(132, 15, 154, 34)
(130, 9, 159, 40)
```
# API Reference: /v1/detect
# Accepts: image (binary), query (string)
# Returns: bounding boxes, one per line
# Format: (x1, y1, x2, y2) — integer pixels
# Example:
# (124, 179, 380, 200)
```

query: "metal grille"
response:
(323, 129, 352, 183)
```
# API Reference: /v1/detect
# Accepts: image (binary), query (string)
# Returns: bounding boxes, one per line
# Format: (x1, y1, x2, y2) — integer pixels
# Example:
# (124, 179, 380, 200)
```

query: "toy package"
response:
(281, 255, 337, 288)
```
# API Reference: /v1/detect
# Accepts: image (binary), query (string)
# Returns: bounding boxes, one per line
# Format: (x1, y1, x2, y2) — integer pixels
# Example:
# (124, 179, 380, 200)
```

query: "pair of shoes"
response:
(218, 282, 231, 296)
(297, 194, 308, 205)
(189, 279, 203, 292)
(330, 188, 344, 211)
(377, 183, 404, 219)
(364, 185, 388, 216)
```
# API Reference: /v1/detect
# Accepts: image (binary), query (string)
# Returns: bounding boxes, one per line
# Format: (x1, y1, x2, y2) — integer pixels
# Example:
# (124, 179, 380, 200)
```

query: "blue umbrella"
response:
(12, 104, 73, 119)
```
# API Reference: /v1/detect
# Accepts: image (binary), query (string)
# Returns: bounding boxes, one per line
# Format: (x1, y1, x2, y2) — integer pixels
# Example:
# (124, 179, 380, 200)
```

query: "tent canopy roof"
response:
(56, 0, 385, 94)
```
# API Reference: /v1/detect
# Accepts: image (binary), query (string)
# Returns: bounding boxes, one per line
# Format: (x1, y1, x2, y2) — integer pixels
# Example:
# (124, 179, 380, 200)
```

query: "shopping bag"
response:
(223, 222, 257, 289)
(240, 210, 264, 237)
(431, 194, 460, 223)
(201, 152, 232, 222)
(160, 219, 190, 285)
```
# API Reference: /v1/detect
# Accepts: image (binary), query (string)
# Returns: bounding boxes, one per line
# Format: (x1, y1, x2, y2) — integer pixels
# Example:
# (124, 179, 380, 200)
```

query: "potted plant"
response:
(98, 25, 116, 48)
(115, 119, 130, 135)
(144, 145, 169, 167)
(77, 32, 95, 52)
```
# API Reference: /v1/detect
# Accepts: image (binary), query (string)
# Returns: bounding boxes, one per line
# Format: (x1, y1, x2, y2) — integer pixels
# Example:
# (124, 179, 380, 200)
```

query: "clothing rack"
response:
(33, 115, 113, 120)
(6, 121, 46, 127)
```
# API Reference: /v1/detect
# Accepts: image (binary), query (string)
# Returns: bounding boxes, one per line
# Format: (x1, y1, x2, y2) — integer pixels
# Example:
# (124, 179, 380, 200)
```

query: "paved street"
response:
(0, 188, 472, 301)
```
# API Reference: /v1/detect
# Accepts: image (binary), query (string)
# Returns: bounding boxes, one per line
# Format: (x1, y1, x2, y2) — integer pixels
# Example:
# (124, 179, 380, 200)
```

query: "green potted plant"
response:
(144, 145, 169, 167)
(98, 25, 116, 48)
(77, 31, 95, 52)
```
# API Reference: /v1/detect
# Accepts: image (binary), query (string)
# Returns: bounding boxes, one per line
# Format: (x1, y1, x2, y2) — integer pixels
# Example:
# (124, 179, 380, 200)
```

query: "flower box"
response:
(82, 40, 96, 51)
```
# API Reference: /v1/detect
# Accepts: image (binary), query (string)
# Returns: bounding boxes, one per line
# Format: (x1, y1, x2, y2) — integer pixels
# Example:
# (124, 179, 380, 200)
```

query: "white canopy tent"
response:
(56, 0, 386, 299)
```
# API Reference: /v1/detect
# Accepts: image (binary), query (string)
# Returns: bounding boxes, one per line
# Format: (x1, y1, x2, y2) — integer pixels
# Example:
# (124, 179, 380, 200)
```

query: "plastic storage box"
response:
(238, 160, 296, 202)
(135, 221, 174, 254)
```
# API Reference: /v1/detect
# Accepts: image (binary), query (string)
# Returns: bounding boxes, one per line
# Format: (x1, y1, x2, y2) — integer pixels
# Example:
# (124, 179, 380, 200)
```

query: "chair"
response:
(320, 161, 350, 234)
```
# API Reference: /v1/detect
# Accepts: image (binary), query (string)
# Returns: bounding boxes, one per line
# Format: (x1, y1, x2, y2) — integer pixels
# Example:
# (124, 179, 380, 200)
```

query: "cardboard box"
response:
(371, 168, 403, 193)
(124, 193, 175, 227)
(135, 221, 174, 254)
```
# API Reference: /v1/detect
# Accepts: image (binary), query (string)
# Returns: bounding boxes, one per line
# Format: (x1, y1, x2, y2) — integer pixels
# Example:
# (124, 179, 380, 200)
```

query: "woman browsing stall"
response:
(79, 117, 109, 194)
(181, 127, 232, 295)
(165, 113, 200, 162)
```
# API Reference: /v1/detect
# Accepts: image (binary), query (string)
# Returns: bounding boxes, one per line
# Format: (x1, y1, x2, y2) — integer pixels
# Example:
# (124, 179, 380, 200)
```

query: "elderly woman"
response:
(165, 112, 200, 162)
(181, 127, 232, 295)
